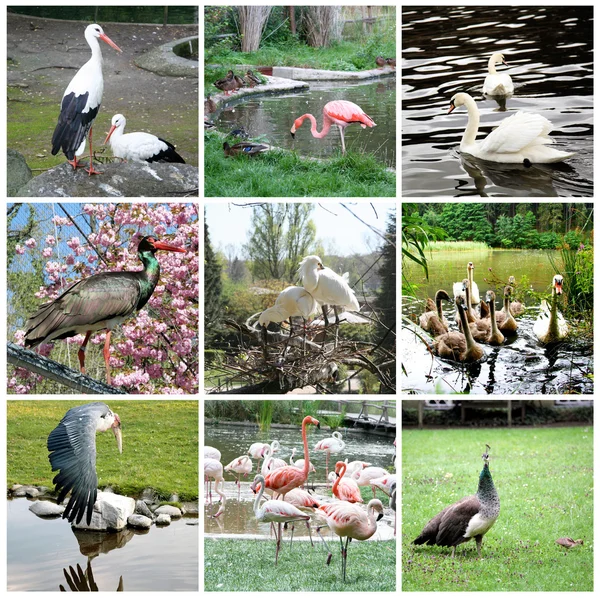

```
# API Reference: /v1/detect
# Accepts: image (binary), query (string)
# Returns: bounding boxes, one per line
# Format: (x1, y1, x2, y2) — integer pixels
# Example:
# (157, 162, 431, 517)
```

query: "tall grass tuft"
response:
(257, 401, 273, 433)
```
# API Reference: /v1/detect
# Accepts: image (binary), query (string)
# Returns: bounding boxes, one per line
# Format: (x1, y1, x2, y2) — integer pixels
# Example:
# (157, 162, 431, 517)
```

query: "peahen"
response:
(413, 445, 499, 558)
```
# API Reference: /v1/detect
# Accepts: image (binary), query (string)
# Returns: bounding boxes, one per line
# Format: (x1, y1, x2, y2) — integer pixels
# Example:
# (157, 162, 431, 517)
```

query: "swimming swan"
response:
(482, 52, 514, 96)
(533, 274, 569, 343)
(448, 92, 575, 164)
(453, 261, 480, 304)
(419, 289, 451, 333)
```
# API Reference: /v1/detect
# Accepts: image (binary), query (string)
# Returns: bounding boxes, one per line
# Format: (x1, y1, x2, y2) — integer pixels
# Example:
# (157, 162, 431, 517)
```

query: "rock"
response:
(156, 514, 171, 525)
(168, 493, 179, 503)
(135, 36, 198, 78)
(72, 491, 135, 531)
(141, 488, 159, 504)
(29, 500, 64, 517)
(154, 505, 182, 518)
(135, 500, 154, 519)
(7, 148, 32, 196)
(181, 501, 199, 515)
(16, 162, 198, 198)
(128, 514, 152, 529)
(12, 485, 39, 497)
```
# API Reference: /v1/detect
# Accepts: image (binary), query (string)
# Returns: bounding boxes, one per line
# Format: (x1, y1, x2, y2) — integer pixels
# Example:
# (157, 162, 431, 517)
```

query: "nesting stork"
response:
(48, 402, 123, 525)
(51, 24, 122, 175)
(104, 114, 186, 163)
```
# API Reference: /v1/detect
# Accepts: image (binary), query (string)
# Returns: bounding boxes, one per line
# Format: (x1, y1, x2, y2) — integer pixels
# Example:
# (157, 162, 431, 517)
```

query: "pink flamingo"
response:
(369, 473, 396, 497)
(344, 459, 372, 476)
(264, 416, 320, 500)
(332, 461, 363, 504)
(261, 446, 288, 476)
(290, 100, 376, 154)
(317, 499, 384, 582)
(248, 440, 280, 474)
(204, 458, 226, 517)
(314, 431, 345, 482)
(352, 466, 388, 498)
(204, 447, 221, 500)
(251, 474, 311, 565)
(224, 455, 253, 497)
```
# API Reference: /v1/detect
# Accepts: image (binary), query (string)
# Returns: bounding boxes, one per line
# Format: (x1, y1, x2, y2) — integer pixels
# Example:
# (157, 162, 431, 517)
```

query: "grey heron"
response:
(48, 402, 122, 525)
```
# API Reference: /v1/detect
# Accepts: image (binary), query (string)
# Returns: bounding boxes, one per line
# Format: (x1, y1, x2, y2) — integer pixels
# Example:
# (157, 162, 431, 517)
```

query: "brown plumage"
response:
(204, 94, 217, 114)
(456, 278, 478, 326)
(234, 74, 246, 90)
(214, 70, 236, 96)
(386, 57, 396, 69)
(556, 537, 583, 549)
(245, 69, 261, 87)
(434, 297, 484, 362)
(413, 447, 500, 558)
(496, 286, 518, 332)
(375, 56, 386, 68)
(419, 289, 451, 333)
(469, 291, 504, 345)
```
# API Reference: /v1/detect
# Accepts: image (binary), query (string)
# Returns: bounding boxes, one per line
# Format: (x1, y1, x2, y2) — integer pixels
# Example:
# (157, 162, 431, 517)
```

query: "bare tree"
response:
(237, 6, 273, 52)
(303, 6, 342, 48)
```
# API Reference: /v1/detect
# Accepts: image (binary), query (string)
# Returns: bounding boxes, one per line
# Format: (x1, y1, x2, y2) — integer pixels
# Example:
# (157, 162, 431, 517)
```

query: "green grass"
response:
(204, 131, 395, 197)
(403, 427, 593, 591)
(204, 538, 396, 591)
(7, 400, 199, 501)
(424, 241, 491, 252)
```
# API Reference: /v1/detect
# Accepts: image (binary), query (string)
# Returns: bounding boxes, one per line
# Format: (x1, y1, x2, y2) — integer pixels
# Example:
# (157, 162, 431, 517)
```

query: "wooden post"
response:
(508, 399, 512, 426)
(289, 6, 296, 34)
(163, 7, 168, 27)
(418, 401, 423, 429)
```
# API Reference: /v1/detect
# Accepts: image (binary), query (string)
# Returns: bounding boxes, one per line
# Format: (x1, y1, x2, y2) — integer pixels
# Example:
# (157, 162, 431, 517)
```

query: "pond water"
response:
(402, 6, 593, 197)
(402, 249, 593, 394)
(213, 78, 396, 167)
(204, 424, 396, 538)
(7, 498, 199, 591)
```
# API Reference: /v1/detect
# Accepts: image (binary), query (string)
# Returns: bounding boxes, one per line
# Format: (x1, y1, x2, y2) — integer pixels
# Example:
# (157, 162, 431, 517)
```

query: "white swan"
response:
(482, 52, 514, 96)
(448, 93, 575, 164)
(533, 275, 569, 343)
(453, 262, 480, 304)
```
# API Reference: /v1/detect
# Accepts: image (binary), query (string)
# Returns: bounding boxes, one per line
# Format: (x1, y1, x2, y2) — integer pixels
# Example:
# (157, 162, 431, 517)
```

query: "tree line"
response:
(407, 203, 593, 249)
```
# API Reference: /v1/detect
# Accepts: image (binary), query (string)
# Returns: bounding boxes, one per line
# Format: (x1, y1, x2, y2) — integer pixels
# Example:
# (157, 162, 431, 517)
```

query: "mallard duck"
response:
(386, 57, 396, 69)
(204, 94, 217, 114)
(375, 56, 386, 69)
(234, 74, 246, 90)
(227, 127, 249, 140)
(214, 70, 236, 96)
(245, 69, 261, 87)
(204, 118, 216, 131)
(223, 141, 269, 157)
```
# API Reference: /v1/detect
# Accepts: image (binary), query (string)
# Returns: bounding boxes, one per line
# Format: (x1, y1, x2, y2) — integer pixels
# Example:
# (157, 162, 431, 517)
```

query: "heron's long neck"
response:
(461, 96, 480, 146)
(300, 114, 332, 139)
(136, 250, 161, 310)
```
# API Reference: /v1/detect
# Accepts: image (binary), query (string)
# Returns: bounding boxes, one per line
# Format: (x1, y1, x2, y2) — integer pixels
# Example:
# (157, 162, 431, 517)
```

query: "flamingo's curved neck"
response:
(298, 113, 332, 139)
(253, 476, 265, 516)
(333, 462, 346, 496)
(301, 417, 311, 478)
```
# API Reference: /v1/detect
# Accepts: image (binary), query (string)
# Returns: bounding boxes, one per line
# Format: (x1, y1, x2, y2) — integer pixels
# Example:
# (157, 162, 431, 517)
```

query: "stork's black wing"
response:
(48, 402, 110, 525)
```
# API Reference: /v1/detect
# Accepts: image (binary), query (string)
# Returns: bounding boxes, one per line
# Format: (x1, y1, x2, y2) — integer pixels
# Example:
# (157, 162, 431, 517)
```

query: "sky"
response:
(205, 202, 395, 257)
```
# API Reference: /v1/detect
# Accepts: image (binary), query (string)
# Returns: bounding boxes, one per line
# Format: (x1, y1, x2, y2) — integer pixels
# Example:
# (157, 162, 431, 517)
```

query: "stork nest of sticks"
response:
(208, 315, 395, 394)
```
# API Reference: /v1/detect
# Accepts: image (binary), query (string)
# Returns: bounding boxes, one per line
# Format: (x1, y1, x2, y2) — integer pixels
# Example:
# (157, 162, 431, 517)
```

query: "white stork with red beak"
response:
(51, 24, 122, 175)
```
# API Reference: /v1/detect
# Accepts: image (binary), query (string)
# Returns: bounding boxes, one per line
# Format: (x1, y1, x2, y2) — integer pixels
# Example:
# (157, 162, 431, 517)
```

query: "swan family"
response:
(446, 52, 575, 164)
(418, 264, 569, 363)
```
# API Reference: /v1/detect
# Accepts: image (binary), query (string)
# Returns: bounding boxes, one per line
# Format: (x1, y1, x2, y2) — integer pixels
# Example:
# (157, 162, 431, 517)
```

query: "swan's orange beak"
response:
(448, 101, 456, 115)
(554, 279, 563, 294)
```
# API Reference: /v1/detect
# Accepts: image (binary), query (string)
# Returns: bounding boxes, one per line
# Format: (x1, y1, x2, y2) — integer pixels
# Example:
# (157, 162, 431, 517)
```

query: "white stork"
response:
(51, 24, 122, 175)
(104, 114, 186, 163)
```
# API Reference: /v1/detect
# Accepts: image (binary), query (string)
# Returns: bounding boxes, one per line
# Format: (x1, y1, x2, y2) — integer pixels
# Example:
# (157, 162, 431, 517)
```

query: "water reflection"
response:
(214, 79, 396, 166)
(59, 559, 123, 592)
(8, 498, 198, 591)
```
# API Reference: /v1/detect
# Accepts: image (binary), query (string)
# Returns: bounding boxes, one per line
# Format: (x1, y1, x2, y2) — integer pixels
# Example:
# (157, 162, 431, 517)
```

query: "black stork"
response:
(48, 402, 122, 525)
(24, 235, 186, 385)
(51, 24, 122, 175)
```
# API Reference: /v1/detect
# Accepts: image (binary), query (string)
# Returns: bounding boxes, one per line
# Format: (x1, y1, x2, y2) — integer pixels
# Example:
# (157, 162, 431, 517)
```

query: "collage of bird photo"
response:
(3, 1, 598, 596)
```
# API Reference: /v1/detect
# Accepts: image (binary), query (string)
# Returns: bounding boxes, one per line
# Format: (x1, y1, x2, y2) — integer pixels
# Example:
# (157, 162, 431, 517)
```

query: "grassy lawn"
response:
(204, 537, 396, 591)
(204, 131, 396, 197)
(7, 400, 199, 501)
(403, 427, 593, 591)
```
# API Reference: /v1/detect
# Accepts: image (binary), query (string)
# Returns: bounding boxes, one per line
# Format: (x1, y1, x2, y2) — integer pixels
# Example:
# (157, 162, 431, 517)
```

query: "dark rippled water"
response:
(402, 6, 593, 196)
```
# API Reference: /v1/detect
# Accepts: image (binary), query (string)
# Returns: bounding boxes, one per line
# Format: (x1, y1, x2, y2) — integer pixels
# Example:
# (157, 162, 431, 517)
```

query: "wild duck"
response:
(204, 94, 217, 114)
(223, 141, 269, 158)
(245, 69, 261, 86)
(214, 70, 236, 96)
(375, 56, 386, 68)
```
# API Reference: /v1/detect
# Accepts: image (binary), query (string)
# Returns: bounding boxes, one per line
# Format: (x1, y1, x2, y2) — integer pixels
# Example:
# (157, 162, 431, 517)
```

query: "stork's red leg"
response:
(85, 127, 103, 175)
(67, 156, 81, 170)
(103, 330, 112, 385)
(78, 331, 93, 374)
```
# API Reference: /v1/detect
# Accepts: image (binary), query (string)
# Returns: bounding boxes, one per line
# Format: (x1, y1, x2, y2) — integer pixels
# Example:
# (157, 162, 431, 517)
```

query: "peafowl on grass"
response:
(413, 444, 500, 558)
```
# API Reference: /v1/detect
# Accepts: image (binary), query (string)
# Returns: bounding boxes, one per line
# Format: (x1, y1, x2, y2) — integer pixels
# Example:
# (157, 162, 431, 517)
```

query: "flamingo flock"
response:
(204, 420, 396, 582)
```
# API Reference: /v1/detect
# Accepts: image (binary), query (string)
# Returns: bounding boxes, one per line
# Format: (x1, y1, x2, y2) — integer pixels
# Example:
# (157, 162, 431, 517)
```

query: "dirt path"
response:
(8, 14, 198, 167)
